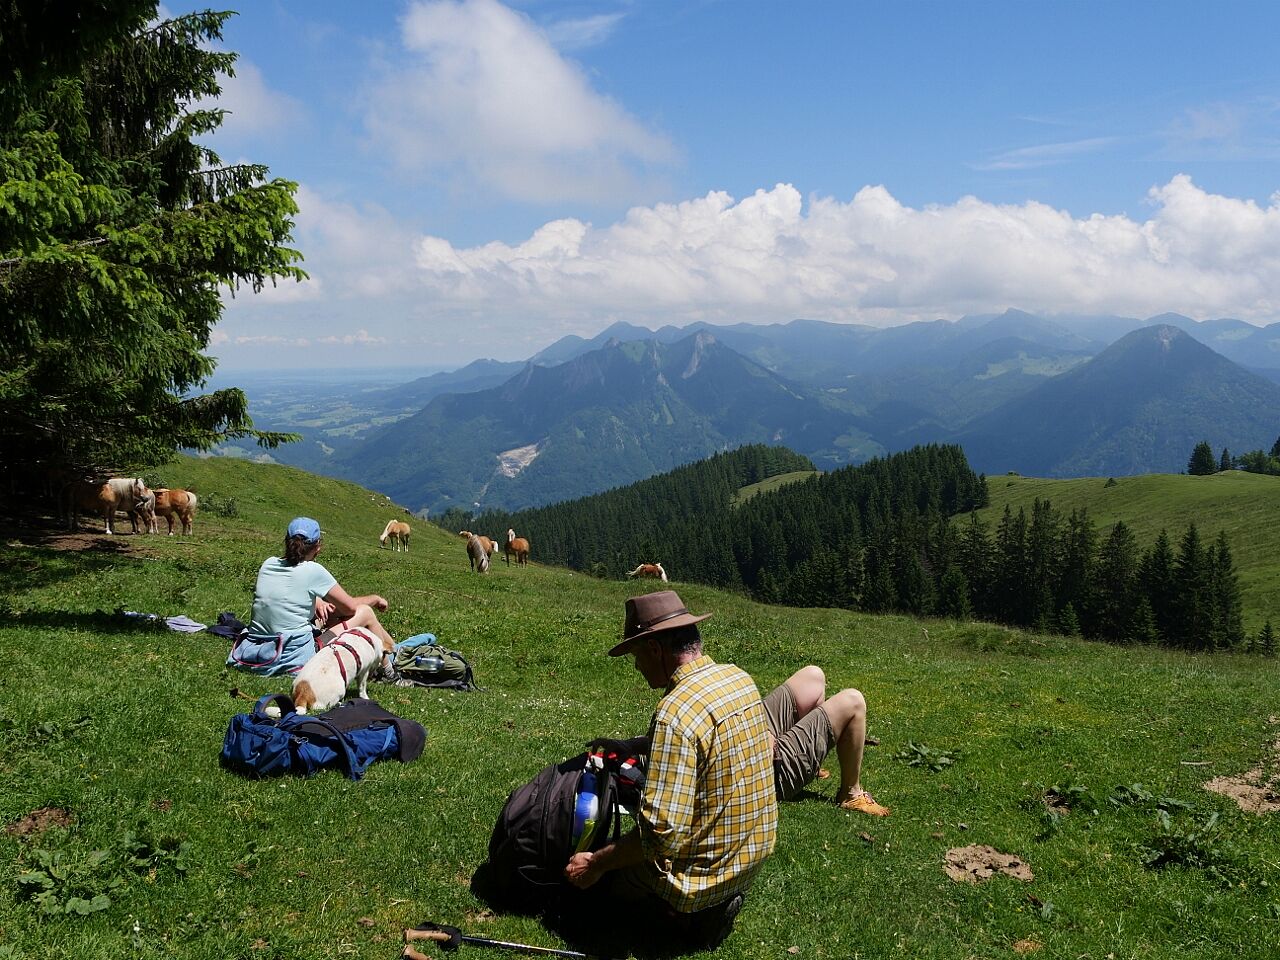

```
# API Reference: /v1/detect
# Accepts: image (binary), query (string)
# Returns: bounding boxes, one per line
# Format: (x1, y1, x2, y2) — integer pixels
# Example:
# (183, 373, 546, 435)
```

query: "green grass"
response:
(970, 471, 1280, 633)
(2, 456, 1278, 959)
(731, 470, 820, 506)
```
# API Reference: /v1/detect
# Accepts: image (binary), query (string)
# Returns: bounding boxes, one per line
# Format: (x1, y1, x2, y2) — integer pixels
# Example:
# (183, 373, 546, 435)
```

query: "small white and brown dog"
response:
(291, 627, 394, 714)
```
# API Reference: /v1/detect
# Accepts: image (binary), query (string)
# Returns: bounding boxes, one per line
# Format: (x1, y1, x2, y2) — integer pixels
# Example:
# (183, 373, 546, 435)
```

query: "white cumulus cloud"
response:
(317, 329, 388, 345)
(410, 176, 1280, 327)
(212, 57, 305, 140)
(364, 0, 674, 203)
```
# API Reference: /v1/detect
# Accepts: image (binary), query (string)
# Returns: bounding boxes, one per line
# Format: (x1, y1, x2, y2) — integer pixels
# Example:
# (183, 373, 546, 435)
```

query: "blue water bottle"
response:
(572, 769, 600, 851)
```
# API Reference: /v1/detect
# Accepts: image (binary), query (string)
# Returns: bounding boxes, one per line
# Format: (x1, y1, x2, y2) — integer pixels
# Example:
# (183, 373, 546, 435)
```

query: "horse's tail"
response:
(185, 492, 198, 511)
(626, 564, 642, 578)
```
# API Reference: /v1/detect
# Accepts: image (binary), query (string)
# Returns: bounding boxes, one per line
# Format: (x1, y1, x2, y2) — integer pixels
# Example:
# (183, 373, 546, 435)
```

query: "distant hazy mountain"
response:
(1136, 313, 1280, 373)
(362, 358, 526, 410)
(233, 310, 1280, 507)
(334, 333, 874, 514)
(954, 325, 1280, 477)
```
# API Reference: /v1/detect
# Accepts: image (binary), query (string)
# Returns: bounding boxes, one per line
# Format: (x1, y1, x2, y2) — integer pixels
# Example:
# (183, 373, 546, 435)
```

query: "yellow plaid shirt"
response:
(638, 655, 778, 913)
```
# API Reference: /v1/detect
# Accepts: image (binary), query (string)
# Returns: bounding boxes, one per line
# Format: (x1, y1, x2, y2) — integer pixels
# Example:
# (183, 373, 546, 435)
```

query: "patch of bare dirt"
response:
(1204, 720, 1280, 814)
(1012, 940, 1042, 955)
(0, 514, 143, 553)
(944, 844, 1034, 884)
(5, 806, 75, 836)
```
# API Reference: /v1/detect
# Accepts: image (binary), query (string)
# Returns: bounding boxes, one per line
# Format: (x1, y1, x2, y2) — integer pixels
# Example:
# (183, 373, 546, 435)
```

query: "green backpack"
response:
(392, 637, 477, 691)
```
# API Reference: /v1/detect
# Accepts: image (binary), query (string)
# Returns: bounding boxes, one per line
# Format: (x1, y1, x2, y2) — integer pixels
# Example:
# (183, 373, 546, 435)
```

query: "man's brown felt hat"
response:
(608, 590, 712, 656)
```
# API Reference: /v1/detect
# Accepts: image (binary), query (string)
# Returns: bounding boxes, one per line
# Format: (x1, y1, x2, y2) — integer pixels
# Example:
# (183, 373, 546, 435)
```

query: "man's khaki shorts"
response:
(763, 682, 835, 800)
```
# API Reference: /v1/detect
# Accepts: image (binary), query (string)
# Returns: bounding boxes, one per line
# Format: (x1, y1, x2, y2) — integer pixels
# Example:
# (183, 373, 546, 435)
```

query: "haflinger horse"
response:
(466, 534, 493, 573)
(153, 488, 198, 535)
(504, 528, 531, 566)
(626, 562, 668, 582)
(64, 477, 151, 535)
(460, 530, 499, 563)
(379, 519, 412, 552)
(132, 488, 158, 534)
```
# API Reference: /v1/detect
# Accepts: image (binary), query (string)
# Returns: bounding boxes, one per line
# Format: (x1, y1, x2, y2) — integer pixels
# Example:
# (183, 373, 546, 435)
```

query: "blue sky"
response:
(203, 0, 1280, 370)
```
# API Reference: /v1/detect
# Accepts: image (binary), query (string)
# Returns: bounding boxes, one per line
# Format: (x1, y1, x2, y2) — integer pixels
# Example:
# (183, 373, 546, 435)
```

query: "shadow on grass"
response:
(471, 862, 726, 959)
(2, 608, 173, 636)
(0, 517, 151, 598)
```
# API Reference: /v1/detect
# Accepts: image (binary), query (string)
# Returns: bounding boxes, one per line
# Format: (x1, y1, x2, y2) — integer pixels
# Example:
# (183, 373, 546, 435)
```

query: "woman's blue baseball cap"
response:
(287, 517, 322, 542)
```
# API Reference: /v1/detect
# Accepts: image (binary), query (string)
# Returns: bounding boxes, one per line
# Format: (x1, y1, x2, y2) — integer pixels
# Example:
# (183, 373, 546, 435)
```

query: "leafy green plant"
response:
(15, 847, 119, 916)
(1140, 810, 1236, 884)
(14, 828, 190, 916)
(201, 492, 241, 519)
(1108, 783, 1192, 812)
(1022, 779, 1095, 839)
(893, 740, 960, 772)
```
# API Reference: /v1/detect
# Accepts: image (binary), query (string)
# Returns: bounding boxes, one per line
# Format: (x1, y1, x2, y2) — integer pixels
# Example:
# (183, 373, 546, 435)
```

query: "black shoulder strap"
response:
(280, 714, 358, 777)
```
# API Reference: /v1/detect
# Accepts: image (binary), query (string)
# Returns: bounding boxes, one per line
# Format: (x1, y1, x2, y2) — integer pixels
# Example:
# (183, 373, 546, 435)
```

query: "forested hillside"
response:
(463, 443, 988, 601)
(466, 444, 1270, 655)
(973, 471, 1280, 635)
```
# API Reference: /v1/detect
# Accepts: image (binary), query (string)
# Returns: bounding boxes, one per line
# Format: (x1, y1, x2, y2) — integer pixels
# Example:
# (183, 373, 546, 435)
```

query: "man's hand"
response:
(369, 595, 389, 611)
(564, 851, 601, 889)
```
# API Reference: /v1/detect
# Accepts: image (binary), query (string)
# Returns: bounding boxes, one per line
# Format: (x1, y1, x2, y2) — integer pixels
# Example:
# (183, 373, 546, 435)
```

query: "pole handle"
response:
(403, 947, 433, 960)
(405, 929, 451, 944)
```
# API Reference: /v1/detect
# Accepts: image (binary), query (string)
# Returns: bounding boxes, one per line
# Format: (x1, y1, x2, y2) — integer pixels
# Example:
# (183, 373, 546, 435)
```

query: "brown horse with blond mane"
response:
(504, 528, 531, 566)
(379, 519, 411, 551)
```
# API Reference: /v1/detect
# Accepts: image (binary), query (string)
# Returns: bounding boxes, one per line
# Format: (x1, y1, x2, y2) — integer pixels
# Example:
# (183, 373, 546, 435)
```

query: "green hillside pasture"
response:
(731, 469, 820, 506)
(1, 456, 1278, 959)
(971, 471, 1280, 633)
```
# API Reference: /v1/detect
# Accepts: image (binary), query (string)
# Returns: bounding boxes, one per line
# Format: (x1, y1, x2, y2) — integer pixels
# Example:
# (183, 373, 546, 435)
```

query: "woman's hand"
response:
(314, 598, 336, 625)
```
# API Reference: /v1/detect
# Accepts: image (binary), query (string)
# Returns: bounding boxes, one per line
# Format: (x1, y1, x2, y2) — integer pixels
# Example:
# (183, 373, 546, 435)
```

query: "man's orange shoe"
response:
(839, 791, 891, 816)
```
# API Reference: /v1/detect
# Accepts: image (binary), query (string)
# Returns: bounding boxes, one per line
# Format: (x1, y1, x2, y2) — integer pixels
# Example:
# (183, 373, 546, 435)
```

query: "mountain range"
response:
(220, 311, 1280, 514)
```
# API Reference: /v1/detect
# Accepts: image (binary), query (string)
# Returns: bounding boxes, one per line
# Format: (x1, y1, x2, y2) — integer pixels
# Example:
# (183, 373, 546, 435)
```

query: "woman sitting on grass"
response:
(248, 516, 395, 654)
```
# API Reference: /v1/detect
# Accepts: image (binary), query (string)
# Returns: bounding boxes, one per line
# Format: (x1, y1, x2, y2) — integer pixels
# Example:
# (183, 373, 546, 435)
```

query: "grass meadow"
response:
(1, 456, 1277, 959)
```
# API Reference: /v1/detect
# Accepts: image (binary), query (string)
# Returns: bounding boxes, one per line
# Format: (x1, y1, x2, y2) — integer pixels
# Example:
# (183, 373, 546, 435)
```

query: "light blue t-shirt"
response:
(249, 557, 339, 640)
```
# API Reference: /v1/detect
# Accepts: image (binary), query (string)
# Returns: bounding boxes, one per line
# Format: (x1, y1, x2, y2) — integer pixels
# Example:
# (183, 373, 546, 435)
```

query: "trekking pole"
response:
(404, 923, 607, 960)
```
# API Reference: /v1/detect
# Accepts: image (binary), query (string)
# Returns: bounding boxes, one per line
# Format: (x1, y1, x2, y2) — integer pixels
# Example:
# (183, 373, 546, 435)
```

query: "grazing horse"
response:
(504, 528, 530, 566)
(64, 477, 150, 534)
(379, 519, 412, 552)
(466, 534, 492, 573)
(153, 488, 198, 535)
(626, 562, 668, 582)
(132, 488, 158, 534)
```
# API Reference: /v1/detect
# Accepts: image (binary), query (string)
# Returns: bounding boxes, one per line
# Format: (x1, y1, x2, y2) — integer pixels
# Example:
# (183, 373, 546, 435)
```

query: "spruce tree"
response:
(1259, 621, 1277, 657)
(1025, 499, 1061, 631)
(1187, 441, 1217, 476)
(1056, 602, 1081, 637)
(1139, 530, 1177, 644)
(1207, 531, 1245, 649)
(1219, 448, 1232, 472)
(957, 513, 992, 619)
(1272, 436, 1280, 460)
(1, 6, 304, 480)
(937, 566, 972, 620)
(1172, 523, 1212, 650)
(1095, 521, 1140, 643)
(993, 506, 1029, 626)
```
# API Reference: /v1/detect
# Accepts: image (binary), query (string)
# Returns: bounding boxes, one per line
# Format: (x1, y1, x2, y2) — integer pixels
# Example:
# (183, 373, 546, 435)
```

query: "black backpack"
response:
(485, 748, 645, 909)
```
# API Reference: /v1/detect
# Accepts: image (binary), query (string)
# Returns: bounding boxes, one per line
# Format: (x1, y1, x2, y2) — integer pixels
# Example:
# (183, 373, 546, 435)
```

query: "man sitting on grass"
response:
(764, 665, 890, 815)
(564, 590, 777, 950)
